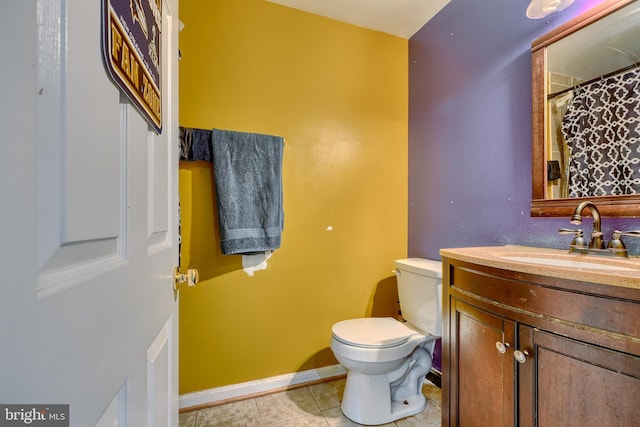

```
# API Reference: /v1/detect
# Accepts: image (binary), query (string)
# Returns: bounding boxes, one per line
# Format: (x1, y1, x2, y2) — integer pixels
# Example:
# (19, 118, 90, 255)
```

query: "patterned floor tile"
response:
(179, 377, 442, 427)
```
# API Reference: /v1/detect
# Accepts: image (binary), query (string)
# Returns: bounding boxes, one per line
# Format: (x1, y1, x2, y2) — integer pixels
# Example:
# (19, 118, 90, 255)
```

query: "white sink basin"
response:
(501, 255, 637, 271)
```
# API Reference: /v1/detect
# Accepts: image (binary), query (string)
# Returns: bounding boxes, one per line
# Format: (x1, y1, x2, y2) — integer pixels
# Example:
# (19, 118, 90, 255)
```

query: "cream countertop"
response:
(440, 245, 640, 290)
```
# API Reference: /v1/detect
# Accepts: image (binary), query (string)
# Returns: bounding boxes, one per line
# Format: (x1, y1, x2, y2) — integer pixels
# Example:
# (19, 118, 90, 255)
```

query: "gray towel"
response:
(211, 129, 284, 255)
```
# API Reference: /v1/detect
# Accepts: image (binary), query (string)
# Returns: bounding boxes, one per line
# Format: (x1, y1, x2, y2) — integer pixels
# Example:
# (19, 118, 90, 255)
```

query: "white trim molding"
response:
(179, 364, 346, 410)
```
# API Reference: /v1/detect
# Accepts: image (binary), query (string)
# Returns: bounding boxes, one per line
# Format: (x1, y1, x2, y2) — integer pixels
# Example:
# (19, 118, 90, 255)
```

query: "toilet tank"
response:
(394, 258, 443, 337)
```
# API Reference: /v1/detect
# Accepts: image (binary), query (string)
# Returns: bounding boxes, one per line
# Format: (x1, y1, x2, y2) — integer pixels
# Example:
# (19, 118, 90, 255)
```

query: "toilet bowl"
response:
(330, 258, 442, 425)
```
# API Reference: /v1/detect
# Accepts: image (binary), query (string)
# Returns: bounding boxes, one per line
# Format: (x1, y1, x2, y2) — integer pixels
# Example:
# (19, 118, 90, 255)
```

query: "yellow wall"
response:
(178, 0, 408, 394)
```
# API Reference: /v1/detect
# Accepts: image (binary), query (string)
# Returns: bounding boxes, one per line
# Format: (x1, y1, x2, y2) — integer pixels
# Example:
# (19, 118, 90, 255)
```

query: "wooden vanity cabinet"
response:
(441, 257, 640, 427)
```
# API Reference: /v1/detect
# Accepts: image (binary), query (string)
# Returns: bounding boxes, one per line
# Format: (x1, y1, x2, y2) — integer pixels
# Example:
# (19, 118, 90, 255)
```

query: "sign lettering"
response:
(102, 0, 162, 133)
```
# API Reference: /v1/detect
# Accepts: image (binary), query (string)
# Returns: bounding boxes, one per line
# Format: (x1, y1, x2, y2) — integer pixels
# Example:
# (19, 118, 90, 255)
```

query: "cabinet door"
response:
(518, 324, 640, 427)
(448, 298, 515, 427)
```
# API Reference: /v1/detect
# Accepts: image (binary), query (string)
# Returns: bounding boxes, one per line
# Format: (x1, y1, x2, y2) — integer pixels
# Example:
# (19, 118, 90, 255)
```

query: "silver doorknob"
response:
(173, 266, 199, 292)
(495, 341, 510, 354)
(514, 349, 529, 363)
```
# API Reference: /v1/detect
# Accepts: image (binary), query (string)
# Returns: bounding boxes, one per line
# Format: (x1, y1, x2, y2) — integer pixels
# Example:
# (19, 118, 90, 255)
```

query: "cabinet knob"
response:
(495, 341, 510, 354)
(514, 349, 529, 363)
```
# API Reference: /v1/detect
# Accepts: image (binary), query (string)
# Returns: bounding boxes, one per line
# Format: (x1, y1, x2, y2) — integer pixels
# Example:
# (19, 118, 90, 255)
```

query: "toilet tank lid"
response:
(395, 258, 442, 278)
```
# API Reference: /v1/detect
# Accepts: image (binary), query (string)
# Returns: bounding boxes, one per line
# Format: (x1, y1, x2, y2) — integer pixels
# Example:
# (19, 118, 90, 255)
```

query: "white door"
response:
(0, 0, 180, 426)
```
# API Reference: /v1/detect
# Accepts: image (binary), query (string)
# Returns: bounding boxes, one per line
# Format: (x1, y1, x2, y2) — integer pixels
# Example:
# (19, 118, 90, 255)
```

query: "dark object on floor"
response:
(427, 370, 441, 388)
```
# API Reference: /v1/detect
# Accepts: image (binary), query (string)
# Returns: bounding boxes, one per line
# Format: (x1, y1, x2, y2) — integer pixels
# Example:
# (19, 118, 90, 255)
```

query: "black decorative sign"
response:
(102, 0, 162, 134)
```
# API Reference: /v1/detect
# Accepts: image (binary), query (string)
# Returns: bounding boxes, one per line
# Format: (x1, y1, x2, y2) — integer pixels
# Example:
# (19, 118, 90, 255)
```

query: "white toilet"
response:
(330, 258, 442, 425)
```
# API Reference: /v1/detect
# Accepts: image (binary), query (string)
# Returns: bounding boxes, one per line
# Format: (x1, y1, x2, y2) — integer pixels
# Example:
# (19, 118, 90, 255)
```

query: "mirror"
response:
(531, 0, 640, 216)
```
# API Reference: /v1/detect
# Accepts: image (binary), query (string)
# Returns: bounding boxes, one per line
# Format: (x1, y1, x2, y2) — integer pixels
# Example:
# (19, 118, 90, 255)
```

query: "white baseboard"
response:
(179, 364, 346, 410)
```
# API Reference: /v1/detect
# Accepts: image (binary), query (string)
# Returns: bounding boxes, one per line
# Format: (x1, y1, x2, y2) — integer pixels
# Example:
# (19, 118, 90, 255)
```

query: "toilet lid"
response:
(332, 318, 414, 348)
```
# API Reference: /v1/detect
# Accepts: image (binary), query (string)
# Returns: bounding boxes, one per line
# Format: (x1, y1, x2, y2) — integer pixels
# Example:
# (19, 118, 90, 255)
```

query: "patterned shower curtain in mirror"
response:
(561, 67, 640, 198)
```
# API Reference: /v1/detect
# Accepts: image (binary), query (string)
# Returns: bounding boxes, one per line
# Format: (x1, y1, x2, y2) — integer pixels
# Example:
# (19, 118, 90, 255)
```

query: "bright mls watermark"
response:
(0, 405, 68, 426)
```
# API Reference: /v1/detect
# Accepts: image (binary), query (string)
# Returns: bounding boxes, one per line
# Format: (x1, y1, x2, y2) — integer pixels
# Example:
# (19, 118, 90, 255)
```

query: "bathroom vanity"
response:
(440, 246, 640, 426)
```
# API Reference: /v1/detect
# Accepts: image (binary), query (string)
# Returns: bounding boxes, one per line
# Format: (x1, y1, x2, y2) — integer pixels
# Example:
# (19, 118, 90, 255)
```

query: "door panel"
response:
(36, 0, 123, 282)
(148, 134, 171, 249)
(147, 319, 174, 426)
(0, 0, 180, 425)
(519, 326, 640, 427)
(452, 299, 515, 427)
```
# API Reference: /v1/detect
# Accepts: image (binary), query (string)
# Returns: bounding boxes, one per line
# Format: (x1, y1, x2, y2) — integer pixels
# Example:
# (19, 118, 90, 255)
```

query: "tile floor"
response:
(179, 377, 441, 427)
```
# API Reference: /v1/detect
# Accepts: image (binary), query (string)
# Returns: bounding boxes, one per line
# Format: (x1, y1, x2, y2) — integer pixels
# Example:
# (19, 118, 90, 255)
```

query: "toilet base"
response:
(340, 371, 427, 425)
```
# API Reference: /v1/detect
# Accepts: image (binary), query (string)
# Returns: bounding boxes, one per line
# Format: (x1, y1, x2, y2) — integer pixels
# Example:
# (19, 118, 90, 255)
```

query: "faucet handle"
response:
(612, 230, 640, 239)
(559, 228, 587, 249)
(559, 228, 581, 234)
(608, 230, 640, 253)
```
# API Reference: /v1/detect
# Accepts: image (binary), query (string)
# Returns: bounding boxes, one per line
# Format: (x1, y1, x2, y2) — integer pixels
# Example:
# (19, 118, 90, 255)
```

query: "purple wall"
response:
(408, 0, 640, 373)
(408, 0, 640, 261)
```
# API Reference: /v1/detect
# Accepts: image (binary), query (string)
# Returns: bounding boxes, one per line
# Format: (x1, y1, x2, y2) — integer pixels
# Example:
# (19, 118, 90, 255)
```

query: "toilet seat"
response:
(332, 318, 415, 349)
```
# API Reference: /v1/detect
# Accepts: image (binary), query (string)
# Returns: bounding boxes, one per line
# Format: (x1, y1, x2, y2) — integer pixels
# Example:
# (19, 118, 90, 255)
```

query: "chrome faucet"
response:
(570, 201, 605, 249)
